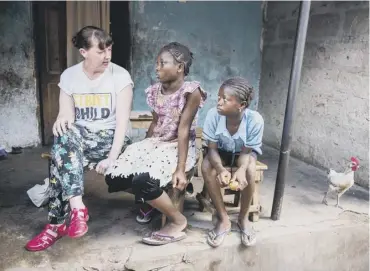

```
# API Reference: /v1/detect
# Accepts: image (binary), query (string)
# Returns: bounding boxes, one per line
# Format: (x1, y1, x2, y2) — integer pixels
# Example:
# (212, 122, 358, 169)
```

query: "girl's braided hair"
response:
(159, 42, 194, 76)
(221, 77, 254, 107)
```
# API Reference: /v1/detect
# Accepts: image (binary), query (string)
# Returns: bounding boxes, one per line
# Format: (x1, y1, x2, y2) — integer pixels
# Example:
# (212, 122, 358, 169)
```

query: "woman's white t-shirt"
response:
(58, 62, 133, 132)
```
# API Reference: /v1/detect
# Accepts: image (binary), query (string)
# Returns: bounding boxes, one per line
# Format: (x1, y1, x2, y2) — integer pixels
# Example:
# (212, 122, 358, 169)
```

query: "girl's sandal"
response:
(142, 232, 187, 246)
(206, 228, 231, 248)
(136, 208, 156, 225)
(237, 222, 257, 247)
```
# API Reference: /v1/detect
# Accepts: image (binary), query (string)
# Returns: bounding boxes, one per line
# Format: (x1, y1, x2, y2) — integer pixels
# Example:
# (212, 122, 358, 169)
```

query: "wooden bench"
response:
(41, 114, 193, 230)
(41, 114, 267, 225)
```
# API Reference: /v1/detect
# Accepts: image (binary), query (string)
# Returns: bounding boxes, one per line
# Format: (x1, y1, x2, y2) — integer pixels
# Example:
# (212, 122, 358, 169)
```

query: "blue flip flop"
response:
(237, 222, 257, 247)
(207, 228, 231, 248)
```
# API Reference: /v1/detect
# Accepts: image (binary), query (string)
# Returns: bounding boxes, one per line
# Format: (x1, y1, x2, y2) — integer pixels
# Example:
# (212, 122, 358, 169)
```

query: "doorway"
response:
(33, 1, 67, 145)
(33, 1, 132, 146)
(110, 1, 131, 71)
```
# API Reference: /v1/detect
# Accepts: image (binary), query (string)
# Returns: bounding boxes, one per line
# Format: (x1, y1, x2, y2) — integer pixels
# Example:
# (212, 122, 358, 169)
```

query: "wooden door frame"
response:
(32, 1, 67, 145)
(32, 2, 44, 145)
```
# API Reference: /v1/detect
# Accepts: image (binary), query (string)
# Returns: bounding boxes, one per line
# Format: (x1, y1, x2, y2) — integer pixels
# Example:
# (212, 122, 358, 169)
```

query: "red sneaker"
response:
(25, 223, 67, 251)
(68, 208, 89, 238)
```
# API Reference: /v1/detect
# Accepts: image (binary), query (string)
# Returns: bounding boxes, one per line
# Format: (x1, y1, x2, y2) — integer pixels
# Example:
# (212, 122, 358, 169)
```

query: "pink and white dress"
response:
(107, 81, 207, 187)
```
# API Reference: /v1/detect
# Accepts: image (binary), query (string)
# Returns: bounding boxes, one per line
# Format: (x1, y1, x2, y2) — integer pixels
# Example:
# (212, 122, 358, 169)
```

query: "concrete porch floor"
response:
(0, 146, 368, 271)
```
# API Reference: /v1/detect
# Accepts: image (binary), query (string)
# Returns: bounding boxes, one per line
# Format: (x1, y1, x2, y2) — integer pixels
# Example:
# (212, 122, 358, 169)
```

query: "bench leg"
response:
(249, 212, 259, 222)
(233, 190, 241, 207)
(198, 183, 211, 212)
(47, 158, 51, 177)
(248, 179, 260, 222)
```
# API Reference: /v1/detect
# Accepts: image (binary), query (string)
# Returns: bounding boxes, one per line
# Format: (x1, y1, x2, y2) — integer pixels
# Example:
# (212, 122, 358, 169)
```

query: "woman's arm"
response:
(53, 90, 75, 136)
(108, 85, 133, 160)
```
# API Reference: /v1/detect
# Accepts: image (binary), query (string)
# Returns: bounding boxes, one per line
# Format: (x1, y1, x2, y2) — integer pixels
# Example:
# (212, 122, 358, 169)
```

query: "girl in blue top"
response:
(202, 77, 264, 248)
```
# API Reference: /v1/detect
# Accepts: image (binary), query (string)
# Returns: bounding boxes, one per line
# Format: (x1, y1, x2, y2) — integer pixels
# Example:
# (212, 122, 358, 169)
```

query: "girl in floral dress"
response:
(106, 42, 207, 245)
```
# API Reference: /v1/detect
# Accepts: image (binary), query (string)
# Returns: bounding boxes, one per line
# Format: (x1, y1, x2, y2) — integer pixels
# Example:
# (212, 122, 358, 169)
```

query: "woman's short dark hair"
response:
(72, 26, 113, 50)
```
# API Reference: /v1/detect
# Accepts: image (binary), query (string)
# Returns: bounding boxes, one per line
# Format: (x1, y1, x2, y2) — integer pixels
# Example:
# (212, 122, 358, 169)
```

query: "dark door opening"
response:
(110, 1, 131, 71)
(33, 1, 67, 145)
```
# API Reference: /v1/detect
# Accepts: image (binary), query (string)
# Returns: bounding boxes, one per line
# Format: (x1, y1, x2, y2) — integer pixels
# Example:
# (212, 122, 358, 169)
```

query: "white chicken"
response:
(322, 157, 360, 209)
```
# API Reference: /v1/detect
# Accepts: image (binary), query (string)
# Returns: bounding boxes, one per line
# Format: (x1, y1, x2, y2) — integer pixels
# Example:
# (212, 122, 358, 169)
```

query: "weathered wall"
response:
(0, 2, 40, 150)
(129, 1, 263, 125)
(259, 1, 369, 186)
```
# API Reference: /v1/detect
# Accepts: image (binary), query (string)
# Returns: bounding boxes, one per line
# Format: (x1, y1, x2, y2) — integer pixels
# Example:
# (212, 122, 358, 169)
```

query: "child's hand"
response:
(172, 169, 188, 191)
(96, 158, 115, 175)
(216, 168, 231, 188)
(230, 167, 248, 190)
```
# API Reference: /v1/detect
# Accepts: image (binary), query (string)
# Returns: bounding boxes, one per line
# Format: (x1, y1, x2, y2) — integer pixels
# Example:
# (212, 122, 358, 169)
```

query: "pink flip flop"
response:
(142, 232, 187, 246)
(136, 208, 156, 224)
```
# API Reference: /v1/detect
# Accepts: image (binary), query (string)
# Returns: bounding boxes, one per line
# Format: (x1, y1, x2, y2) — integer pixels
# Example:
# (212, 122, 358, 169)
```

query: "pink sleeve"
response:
(182, 81, 208, 109)
(145, 83, 160, 110)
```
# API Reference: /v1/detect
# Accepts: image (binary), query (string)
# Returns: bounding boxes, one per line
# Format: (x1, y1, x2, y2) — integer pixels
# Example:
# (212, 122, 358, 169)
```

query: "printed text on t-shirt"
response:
(73, 93, 112, 121)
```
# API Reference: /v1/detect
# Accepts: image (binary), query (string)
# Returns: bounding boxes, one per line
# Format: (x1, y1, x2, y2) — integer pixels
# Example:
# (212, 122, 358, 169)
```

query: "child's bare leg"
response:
(132, 173, 186, 236)
(201, 155, 231, 232)
(147, 193, 187, 236)
(238, 158, 256, 228)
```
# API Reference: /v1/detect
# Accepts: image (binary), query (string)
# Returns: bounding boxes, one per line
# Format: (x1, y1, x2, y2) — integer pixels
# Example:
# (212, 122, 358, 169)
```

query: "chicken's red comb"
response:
(351, 157, 360, 165)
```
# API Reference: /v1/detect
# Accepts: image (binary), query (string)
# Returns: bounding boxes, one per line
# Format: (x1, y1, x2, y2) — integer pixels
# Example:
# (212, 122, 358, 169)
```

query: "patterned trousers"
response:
(48, 124, 131, 224)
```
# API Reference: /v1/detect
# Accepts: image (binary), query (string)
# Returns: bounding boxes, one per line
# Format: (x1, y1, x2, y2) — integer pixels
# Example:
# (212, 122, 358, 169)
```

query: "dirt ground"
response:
(0, 145, 368, 271)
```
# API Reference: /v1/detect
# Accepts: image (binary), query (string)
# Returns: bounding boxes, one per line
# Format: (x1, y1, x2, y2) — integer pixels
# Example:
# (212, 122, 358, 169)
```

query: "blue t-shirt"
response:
(202, 107, 264, 154)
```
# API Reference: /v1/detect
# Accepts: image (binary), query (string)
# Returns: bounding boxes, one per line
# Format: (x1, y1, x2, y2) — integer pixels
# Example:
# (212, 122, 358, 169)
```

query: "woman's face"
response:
(155, 51, 183, 83)
(217, 86, 244, 116)
(80, 39, 112, 72)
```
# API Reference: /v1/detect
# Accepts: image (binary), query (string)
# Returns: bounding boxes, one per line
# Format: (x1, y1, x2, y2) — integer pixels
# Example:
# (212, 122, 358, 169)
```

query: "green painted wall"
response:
(130, 1, 263, 125)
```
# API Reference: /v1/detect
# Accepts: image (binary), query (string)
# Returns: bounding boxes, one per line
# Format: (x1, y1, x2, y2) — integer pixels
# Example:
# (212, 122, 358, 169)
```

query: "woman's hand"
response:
(96, 157, 115, 175)
(172, 169, 188, 191)
(53, 90, 75, 137)
(52, 117, 74, 137)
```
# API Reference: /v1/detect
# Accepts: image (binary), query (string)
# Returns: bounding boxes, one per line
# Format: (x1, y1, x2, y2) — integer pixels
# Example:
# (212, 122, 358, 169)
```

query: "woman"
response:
(25, 26, 133, 251)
